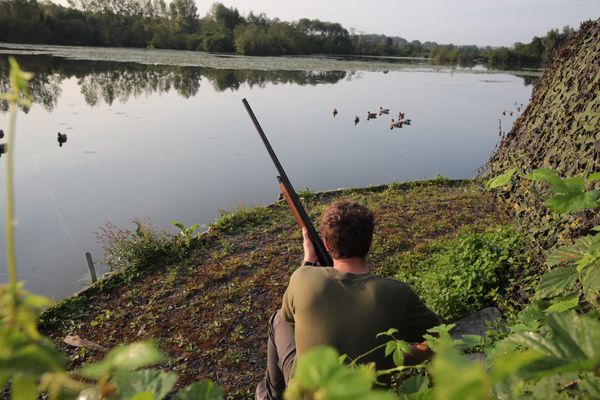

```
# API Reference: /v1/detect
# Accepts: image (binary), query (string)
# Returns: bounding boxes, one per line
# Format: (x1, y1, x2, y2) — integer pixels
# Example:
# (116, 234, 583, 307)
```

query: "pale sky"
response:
(53, 0, 599, 46)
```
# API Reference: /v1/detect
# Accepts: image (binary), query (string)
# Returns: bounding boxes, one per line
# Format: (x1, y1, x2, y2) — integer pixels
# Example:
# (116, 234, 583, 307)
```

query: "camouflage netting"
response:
(485, 18, 600, 251)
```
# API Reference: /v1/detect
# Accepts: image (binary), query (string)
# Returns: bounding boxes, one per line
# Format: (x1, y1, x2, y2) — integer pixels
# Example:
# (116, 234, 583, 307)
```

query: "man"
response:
(256, 200, 440, 400)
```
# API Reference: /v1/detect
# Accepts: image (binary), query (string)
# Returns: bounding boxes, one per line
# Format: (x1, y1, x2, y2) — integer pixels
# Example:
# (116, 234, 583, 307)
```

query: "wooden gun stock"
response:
(243, 98, 332, 267)
(279, 179, 306, 229)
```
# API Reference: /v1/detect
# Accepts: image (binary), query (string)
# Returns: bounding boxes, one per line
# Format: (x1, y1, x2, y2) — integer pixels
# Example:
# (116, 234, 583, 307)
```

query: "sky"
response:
(53, 0, 599, 46)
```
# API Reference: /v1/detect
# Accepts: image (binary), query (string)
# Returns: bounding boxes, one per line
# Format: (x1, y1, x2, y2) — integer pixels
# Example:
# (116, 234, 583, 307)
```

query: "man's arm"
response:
(302, 227, 319, 265)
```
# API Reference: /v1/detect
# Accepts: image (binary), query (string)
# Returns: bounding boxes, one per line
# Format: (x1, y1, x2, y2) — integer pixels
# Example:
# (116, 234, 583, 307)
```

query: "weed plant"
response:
(396, 226, 528, 320)
(95, 221, 188, 273)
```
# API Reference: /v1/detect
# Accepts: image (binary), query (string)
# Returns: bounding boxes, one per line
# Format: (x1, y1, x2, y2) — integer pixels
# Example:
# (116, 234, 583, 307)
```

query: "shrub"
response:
(396, 226, 526, 320)
(96, 220, 184, 273)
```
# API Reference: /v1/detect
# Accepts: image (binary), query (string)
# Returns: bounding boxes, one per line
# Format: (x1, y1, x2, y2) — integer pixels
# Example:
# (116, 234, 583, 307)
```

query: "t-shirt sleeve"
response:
(402, 288, 441, 343)
(281, 270, 298, 323)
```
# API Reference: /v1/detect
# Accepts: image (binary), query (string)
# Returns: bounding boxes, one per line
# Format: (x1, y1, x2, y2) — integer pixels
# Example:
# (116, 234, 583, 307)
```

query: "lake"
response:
(0, 44, 536, 298)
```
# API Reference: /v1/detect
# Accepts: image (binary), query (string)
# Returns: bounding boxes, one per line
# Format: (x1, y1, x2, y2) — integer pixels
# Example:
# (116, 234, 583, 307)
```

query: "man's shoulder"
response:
(370, 274, 413, 290)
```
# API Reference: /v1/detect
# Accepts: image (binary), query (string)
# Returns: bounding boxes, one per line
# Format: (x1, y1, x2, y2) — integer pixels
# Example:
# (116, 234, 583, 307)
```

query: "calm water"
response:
(0, 44, 535, 298)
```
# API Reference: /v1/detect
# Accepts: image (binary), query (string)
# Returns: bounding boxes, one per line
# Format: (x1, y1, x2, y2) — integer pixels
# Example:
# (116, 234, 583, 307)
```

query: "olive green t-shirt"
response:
(282, 266, 439, 369)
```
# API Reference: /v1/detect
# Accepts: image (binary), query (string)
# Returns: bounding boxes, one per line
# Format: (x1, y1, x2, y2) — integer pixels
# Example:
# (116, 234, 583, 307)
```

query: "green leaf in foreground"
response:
(526, 169, 599, 213)
(80, 342, 165, 378)
(535, 266, 578, 299)
(581, 262, 600, 306)
(544, 190, 599, 214)
(113, 369, 178, 400)
(398, 375, 430, 395)
(526, 169, 567, 191)
(546, 236, 593, 267)
(172, 381, 224, 400)
(431, 345, 490, 400)
(506, 312, 600, 378)
(486, 168, 516, 189)
(544, 293, 579, 313)
(285, 346, 397, 400)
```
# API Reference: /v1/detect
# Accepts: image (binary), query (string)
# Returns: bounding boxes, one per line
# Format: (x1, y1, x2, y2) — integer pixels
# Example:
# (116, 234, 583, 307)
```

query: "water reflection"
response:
(0, 56, 347, 111)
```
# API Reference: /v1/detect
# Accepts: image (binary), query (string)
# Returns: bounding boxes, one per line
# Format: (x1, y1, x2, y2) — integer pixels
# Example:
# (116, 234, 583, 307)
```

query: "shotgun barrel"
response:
(242, 98, 332, 267)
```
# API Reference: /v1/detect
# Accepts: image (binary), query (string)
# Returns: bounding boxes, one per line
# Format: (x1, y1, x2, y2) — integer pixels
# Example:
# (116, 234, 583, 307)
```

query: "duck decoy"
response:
(367, 111, 377, 120)
(354, 116, 360, 125)
(0, 129, 4, 139)
(379, 107, 390, 115)
(391, 119, 403, 128)
(57, 132, 67, 147)
(333, 108, 338, 117)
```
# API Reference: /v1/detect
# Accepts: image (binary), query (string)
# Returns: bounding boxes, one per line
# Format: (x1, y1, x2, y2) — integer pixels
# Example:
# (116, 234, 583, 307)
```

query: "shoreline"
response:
(0, 42, 544, 76)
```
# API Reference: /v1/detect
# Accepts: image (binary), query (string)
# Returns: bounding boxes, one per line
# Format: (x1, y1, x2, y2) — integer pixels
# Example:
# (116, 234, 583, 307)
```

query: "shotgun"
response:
(242, 98, 332, 267)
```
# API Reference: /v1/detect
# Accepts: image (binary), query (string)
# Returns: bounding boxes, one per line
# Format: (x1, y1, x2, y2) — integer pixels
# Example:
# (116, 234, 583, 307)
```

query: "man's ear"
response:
(324, 238, 331, 252)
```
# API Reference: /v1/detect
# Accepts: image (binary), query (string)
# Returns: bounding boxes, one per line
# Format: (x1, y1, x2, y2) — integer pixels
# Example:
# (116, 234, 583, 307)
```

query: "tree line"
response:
(0, 0, 574, 68)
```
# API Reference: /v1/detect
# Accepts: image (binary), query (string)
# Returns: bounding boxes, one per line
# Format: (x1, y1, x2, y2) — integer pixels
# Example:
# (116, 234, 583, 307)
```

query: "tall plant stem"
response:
(5, 102, 18, 314)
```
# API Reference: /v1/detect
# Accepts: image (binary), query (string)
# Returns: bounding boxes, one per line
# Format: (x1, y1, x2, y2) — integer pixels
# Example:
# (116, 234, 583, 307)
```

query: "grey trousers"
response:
(255, 309, 296, 400)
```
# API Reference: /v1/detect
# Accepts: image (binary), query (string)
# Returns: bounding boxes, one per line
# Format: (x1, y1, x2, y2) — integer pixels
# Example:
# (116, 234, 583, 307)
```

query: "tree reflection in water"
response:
(0, 55, 348, 111)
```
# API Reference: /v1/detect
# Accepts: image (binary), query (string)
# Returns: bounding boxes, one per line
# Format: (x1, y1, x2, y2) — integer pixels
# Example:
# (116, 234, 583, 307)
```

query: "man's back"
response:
(282, 266, 439, 369)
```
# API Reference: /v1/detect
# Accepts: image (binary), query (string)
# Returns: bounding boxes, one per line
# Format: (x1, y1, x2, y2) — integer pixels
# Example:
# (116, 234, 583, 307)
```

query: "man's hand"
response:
(403, 341, 433, 366)
(302, 227, 318, 264)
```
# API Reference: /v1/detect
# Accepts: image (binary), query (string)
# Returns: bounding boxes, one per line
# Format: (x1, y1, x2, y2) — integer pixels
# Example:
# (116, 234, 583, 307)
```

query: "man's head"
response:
(320, 201, 375, 260)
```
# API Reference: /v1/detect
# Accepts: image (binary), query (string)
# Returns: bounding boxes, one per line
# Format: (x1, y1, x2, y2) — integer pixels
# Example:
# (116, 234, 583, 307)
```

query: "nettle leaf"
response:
(535, 266, 578, 299)
(292, 347, 342, 389)
(547, 236, 593, 267)
(128, 392, 155, 400)
(526, 169, 567, 192)
(544, 293, 579, 313)
(526, 169, 600, 213)
(113, 369, 177, 400)
(286, 347, 385, 399)
(544, 190, 599, 214)
(490, 350, 542, 381)
(0, 328, 66, 377)
(454, 335, 484, 351)
(398, 375, 430, 395)
(507, 312, 600, 377)
(172, 380, 224, 400)
(431, 346, 490, 400)
(11, 375, 37, 400)
(581, 262, 600, 306)
(486, 169, 517, 189)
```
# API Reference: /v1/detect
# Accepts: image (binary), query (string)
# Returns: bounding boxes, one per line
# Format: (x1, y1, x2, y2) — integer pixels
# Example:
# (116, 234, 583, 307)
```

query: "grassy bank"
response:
(40, 179, 523, 398)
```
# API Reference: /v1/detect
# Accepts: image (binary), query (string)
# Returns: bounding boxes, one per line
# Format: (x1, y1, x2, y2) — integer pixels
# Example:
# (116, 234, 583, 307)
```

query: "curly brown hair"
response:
(320, 201, 375, 259)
